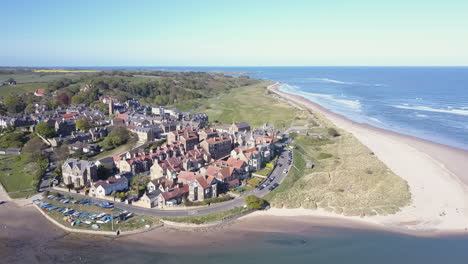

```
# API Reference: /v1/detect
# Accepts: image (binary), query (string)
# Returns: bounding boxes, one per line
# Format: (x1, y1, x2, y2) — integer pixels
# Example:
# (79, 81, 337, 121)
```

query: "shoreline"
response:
(267, 82, 468, 234)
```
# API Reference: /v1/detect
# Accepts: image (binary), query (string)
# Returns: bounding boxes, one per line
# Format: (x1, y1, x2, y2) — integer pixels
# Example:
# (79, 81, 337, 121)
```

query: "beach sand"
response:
(261, 82, 468, 233)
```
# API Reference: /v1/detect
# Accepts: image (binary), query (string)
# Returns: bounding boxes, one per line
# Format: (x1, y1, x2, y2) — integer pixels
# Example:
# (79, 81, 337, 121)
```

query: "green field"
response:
(189, 82, 310, 129)
(0, 73, 82, 83)
(0, 155, 37, 198)
(0, 82, 48, 96)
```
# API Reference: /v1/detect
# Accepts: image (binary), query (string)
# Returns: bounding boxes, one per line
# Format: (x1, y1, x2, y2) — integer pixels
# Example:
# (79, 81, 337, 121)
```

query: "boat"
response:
(91, 224, 100, 229)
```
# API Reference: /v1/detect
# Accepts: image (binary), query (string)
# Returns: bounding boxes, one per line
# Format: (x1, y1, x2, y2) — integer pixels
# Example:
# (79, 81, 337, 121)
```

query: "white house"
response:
(91, 175, 128, 198)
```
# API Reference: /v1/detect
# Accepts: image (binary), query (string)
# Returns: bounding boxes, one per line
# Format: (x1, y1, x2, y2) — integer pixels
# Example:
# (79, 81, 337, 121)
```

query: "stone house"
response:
(62, 158, 97, 187)
(200, 136, 232, 160)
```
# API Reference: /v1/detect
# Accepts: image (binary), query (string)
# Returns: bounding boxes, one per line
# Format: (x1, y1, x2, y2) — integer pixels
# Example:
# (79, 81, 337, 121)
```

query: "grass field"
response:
(0, 73, 82, 83)
(0, 82, 48, 96)
(91, 137, 138, 161)
(188, 82, 311, 129)
(0, 155, 37, 198)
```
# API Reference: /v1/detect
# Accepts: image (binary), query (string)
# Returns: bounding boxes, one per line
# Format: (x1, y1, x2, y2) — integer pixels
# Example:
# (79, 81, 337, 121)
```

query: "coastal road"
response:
(45, 147, 293, 217)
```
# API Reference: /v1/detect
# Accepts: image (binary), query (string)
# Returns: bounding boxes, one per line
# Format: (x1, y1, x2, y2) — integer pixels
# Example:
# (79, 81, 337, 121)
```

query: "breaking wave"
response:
(393, 105, 468, 116)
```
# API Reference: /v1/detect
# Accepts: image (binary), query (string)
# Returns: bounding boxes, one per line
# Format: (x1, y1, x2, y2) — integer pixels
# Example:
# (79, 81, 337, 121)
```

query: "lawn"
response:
(163, 207, 251, 225)
(91, 137, 138, 161)
(254, 167, 272, 177)
(0, 155, 37, 198)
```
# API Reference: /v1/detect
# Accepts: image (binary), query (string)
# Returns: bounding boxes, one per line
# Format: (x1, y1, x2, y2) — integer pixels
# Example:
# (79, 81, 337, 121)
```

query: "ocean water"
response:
(88, 66, 468, 150)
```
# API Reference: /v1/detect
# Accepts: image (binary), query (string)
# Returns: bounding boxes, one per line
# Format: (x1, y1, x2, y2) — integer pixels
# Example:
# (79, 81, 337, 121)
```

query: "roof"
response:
(34, 89, 46, 95)
(195, 176, 210, 189)
(161, 185, 189, 200)
(226, 158, 246, 169)
(206, 136, 231, 145)
(205, 165, 235, 180)
(177, 171, 197, 183)
(235, 122, 250, 129)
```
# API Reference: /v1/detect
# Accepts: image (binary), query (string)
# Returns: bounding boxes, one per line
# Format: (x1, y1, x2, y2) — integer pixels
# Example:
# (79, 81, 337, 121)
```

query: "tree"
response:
(22, 137, 46, 161)
(52, 145, 69, 162)
(6, 77, 15, 83)
(4, 94, 26, 114)
(76, 118, 91, 131)
(245, 195, 267, 210)
(97, 165, 111, 180)
(35, 122, 56, 138)
(57, 93, 70, 105)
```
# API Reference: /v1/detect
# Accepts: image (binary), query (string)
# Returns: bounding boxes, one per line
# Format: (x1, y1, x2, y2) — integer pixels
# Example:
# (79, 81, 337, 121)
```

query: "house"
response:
(167, 128, 199, 151)
(157, 185, 189, 208)
(34, 89, 46, 97)
(130, 126, 154, 142)
(89, 127, 108, 141)
(147, 178, 177, 193)
(95, 156, 115, 170)
(229, 122, 251, 134)
(205, 165, 239, 189)
(55, 119, 76, 136)
(188, 175, 217, 202)
(62, 158, 98, 187)
(198, 128, 218, 141)
(91, 175, 128, 198)
(150, 157, 182, 180)
(231, 148, 262, 172)
(216, 158, 250, 179)
(200, 136, 232, 160)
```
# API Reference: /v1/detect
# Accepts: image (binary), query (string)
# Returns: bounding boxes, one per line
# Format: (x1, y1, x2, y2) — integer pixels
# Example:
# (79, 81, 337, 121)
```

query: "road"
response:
(45, 147, 293, 218)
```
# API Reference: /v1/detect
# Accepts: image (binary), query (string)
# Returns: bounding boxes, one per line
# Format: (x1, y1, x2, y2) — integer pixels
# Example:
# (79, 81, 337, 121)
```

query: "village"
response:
(0, 87, 288, 214)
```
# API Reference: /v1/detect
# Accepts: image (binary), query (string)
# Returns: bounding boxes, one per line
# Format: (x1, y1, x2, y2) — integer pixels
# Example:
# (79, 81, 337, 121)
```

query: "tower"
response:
(109, 100, 114, 115)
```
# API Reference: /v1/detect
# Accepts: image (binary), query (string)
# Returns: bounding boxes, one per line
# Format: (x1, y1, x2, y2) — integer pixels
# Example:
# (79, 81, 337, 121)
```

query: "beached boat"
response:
(91, 224, 100, 229)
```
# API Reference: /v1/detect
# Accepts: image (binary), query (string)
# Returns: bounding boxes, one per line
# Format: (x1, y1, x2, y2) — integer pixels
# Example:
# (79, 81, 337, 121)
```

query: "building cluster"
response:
(1, 91, 278, 209)
(60, 105, 276, 208)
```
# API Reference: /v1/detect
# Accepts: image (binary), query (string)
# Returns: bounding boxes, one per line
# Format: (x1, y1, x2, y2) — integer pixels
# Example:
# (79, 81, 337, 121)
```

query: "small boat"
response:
(96, 220, 105, 224)
(71, 222, 75, 226)
(91, 224, 100, 229)
(83, 220, 92, 225)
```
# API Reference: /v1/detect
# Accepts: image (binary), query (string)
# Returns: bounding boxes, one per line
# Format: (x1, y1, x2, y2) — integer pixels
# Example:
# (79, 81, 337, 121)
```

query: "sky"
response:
(1, 0, 468, 66)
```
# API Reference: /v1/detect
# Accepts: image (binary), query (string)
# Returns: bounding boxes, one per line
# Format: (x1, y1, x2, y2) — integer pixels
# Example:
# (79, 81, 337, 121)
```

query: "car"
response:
(283, 169, 288, 174)
(0, 200, 5, 205)
(269, 183, 280, 191)
(278, 163, 283, 167)
(258, 185, 265, 190)
(268, 176, 275, 182)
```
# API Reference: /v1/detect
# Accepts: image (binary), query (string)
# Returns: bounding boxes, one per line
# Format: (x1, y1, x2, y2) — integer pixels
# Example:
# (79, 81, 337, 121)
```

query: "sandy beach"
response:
(262, 82, 468, 233)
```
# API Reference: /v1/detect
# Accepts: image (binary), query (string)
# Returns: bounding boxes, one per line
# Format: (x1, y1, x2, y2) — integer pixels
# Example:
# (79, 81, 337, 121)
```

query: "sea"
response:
(83, 66, 468, 150)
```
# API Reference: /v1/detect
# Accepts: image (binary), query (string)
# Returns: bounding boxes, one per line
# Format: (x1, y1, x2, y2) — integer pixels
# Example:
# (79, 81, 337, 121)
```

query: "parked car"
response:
(0, 200, 5, 205)
(283, 169, 288, 174)
(268, 176, 275, 182)
(269, 183, 279, 191)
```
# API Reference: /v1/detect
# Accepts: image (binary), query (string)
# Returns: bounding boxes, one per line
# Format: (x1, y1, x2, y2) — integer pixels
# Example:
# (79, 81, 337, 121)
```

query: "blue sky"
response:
(1, 0, 467, 66)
